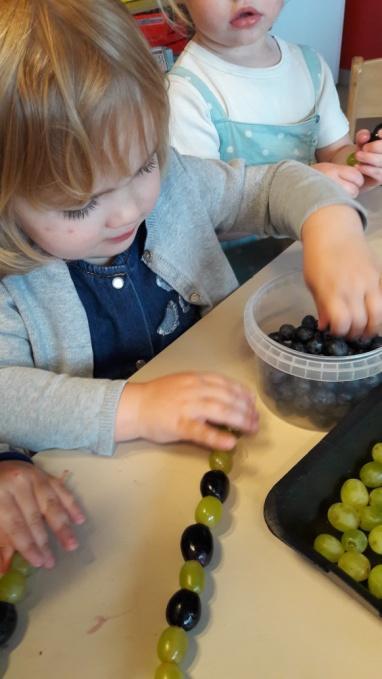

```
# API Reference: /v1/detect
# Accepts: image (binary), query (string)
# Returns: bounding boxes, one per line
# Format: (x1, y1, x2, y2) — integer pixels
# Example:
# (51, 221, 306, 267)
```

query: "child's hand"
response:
(302, 205, 382, 337)
(0, 461, 85, 572)
(351, 128, 382, 190)
(116, 373, 259, 450)
(311, 162, 364, 198)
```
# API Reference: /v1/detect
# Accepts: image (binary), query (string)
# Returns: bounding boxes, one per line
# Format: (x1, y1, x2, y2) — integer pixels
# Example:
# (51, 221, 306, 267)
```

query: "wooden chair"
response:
(346, 56, 382, 141)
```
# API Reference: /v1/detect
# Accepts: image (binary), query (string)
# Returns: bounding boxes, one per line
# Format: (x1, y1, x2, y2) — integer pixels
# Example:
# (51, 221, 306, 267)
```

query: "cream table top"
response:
(3, 190, 382, 679)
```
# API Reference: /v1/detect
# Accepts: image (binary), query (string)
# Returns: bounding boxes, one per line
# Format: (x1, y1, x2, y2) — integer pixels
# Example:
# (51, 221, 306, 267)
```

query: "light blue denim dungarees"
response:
(171, 44, 322, 264)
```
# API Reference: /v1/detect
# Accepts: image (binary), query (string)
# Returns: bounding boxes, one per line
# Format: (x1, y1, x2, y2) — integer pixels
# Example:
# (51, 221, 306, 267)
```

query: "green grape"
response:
(157, 626, 188, 664)
(10, 553, 34, 577)
(0, 571, 26, 604)
(313, 534, 344, 563)
(359, 505, 382, 531)
(195, 496, 222, 528)
(154, 662, 184, 679)
(346, 152, 357, 167)
(368, 525, 382, 554)
(179, 560, 205, 594)
(359, 461, 382, 488)
(340, 479, 369, 508)
(369, 488, 382, 510)
(327, 502, 359, 532)
(368, 565, 382, 599)
(209, 450, 233, 474)
(338, 551, 370, 582)
(371, 442, 382, 464)
(341, 529, 368, 553)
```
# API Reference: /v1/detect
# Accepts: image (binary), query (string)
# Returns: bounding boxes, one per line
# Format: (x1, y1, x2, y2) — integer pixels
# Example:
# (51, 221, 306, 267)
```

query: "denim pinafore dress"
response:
(171, 44, 322, 260)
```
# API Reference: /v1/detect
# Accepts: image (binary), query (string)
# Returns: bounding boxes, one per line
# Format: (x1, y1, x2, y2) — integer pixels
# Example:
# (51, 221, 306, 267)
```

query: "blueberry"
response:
(371, 336, 382, 350)
(269, 331, 281, 343)
(279, 324, 295, 341)
(306, 337, 324, 354)
(301, 315, 318, 330)
(350, 337, 373, 352)
(276, 382, 295, 401)
(282, 340, 294, 349)
(362, 375, 381, 390)
(295, 326, 314, 343)
(336, 390, 354, 406)
(293, 378, 311, 395)
(294, 393, 311, 413)
(268, 367, 288, 386)
(324, 338, 349, 357)
(291, 342, 306, 353)
(311, 387, 336, 413)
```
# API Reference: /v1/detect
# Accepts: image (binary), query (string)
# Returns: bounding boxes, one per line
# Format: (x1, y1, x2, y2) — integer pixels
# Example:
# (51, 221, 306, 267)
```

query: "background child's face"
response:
(14, 146, 161, 264)
(186, 0, 284, 48)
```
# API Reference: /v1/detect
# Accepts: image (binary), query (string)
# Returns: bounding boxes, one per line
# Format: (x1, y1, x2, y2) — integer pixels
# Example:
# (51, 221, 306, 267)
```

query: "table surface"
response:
(3, 191, 382, 679)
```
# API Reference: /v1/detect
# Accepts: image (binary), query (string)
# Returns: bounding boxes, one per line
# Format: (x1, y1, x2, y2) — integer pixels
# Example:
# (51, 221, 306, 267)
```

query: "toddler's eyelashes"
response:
(62, 198, 99, 220)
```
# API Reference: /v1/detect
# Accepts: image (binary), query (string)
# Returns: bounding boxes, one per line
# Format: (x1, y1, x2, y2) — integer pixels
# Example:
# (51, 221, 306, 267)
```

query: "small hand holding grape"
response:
(116, 372, 259, 450)
(350, 127, 382, 190)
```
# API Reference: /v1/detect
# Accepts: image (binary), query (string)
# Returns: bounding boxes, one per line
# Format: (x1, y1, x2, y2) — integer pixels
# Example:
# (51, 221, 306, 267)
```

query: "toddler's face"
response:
(186, 0, 284, 48)
(13, 146, 161, 265)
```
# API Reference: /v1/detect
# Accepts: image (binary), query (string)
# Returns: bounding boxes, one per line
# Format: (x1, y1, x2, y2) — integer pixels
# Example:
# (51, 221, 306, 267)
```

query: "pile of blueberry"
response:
(269, 315, 382, 357)
(261, 316, 382, 429)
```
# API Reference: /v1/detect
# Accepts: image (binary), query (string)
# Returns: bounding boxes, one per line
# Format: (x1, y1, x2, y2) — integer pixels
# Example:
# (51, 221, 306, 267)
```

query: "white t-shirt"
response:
(168, 38, 349, 160)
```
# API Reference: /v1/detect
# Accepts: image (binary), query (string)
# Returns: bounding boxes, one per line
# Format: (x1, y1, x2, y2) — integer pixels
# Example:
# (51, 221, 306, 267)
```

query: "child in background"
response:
(164, 0, 382, 195)
(0, 0, 381, 570)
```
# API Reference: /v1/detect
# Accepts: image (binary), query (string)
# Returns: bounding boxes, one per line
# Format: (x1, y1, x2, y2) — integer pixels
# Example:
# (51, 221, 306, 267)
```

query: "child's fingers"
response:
(0, 531, 14, 574)
(14, 485, 56, 567)
(189, 384, 254, 414)
(338, 165, 364, 185)
(355, 149, 382, 167)
(364, 289, 382, 336)
(183, 419, 238, 450)
(0, 495, 48, 568)
(198, 372, 255, 402)
(49, 477, 86, 526)
(35, 483, 81, 553)
(318, 297, 352, 337)
(355, 129, 371, 146)
(196, 397, 259, 435)
(358, 139, 382, 155)
(357, 164, 382, 184)
(346, 300, 368, 339)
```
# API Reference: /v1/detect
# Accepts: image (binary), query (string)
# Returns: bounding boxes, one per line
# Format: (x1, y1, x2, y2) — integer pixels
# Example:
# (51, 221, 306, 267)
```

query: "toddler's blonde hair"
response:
(0, 0, 169, 276)
(157, 1, 193, 28)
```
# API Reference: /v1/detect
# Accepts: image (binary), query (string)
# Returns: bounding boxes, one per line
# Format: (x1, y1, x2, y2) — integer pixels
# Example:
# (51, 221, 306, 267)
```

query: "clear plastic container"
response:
(244, 270, 382, 430)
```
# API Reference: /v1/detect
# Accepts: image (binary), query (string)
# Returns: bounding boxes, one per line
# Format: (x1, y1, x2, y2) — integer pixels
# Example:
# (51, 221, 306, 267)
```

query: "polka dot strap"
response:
(170, 66, 227, 122)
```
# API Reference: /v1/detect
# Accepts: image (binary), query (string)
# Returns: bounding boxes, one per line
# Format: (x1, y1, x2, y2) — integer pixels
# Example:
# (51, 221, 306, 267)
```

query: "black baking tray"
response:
(264, 382, 382, 616)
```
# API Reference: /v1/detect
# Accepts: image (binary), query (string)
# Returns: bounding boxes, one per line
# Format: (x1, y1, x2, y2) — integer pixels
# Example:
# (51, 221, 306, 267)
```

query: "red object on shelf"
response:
(341, 0, 382, 70)
(134, 11, 188, 55)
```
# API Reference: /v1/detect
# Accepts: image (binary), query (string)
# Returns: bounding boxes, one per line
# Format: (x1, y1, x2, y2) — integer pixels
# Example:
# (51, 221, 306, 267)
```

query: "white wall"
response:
(272, 0, 346, 81)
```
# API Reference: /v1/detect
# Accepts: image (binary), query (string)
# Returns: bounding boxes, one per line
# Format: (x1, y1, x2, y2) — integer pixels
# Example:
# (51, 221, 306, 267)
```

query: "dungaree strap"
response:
(298, 44, 322, 109)
(170, 65, 227, 122)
